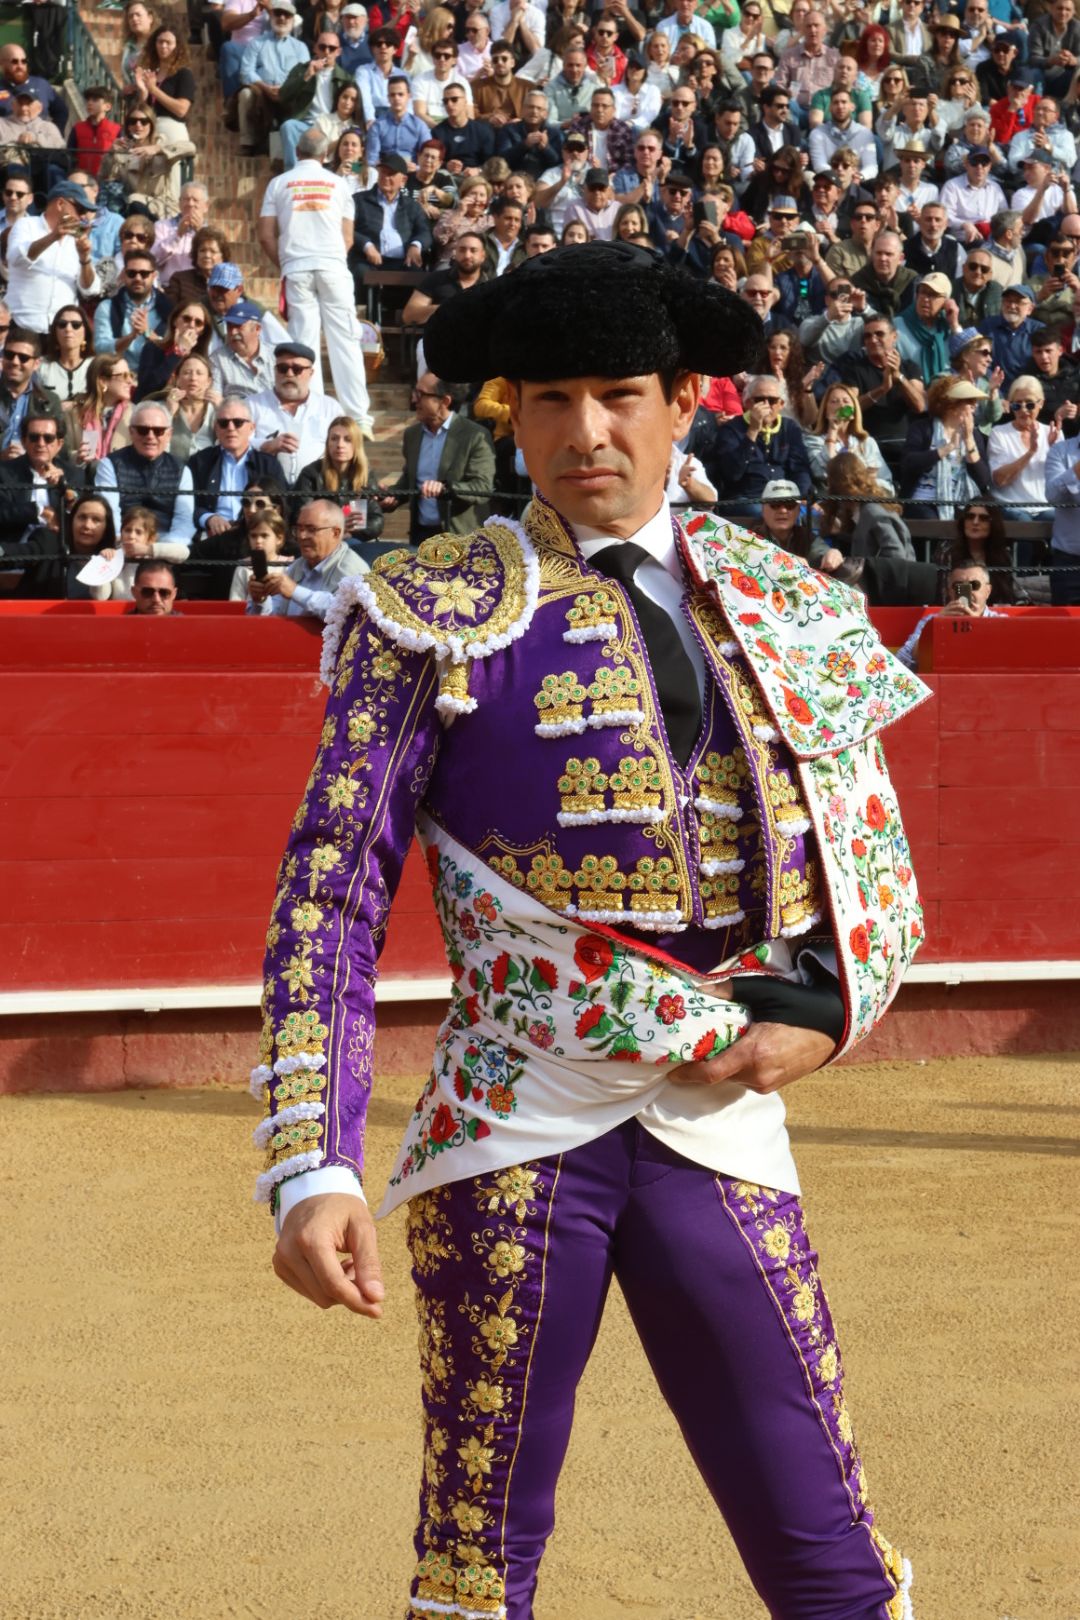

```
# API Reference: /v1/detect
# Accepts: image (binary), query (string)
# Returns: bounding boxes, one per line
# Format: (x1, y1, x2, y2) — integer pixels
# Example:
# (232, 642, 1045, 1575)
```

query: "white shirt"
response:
(490, 0, 546, 46)
(411, 72, 473, 119)
(1012, 181, 1066, 225)
(939, 173, 1008, 227)
(259, 160, 352, 275)
(655, 12, 716, 49)
(987, 419, 1054, 505)
(612, 79, 662, 131)
(249, 385, 343, 484)
(6, 216, 101, 333)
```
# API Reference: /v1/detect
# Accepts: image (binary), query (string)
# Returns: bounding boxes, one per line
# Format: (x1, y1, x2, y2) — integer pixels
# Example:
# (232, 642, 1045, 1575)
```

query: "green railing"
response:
(64, 6, 121, 103)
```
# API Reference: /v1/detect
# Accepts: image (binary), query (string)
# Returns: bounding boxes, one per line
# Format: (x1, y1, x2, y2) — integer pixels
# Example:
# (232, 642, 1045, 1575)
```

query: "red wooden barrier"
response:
(1, 602, 1078, 995)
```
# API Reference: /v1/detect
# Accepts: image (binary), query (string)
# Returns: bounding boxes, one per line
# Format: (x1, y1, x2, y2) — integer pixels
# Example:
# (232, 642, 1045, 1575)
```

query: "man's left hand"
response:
(670, 1019, 835, 1094)
(419, 478, 445, 498)
(405, 244, 423, 266)
(250, 571, 295, 603)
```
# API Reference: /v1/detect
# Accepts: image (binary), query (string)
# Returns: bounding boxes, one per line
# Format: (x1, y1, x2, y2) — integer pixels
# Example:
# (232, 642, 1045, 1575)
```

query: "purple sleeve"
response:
(252, 608, 441, 1209)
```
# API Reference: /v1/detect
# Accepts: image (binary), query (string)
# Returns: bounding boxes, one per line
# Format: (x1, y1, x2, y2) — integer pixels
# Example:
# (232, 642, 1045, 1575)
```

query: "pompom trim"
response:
(694, 795, 742, 819)
(254, 1149, 325, 1203)
(556, 806, 665, 827)
(701, 909, 746, 929)
(435, 693, 478, 718)
(753, 724, 779, 741)
(699, 857, 746, 876)
(249, 1064, 273, 1100)
(572, 906, 685, 929)
(563, 622, 617, 644)
(778, 815, 812, 837)
(408, 1599, 508, 1619)
(320, 517, 540, 685)
(252, 1101, 326, 1151)
(586, 708, 645, 729)
(535, 717, 589, 738)
(779, 909, 823, 939)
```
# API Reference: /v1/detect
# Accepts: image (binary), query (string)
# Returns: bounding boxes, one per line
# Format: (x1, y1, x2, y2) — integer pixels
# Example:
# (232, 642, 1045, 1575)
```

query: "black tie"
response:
(592, 541, 702, 767)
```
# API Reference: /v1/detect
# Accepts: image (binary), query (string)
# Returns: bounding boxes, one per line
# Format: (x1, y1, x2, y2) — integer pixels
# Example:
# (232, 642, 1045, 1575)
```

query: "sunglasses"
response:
(4, 188, 30, 199)
(5, 351, 34, 364)
(968, 156, 992, 165)
(433, 48, 454, 56)
(126, 267, 153, 277)
(754, 396, 782, 405)
(966, 262, 991, 273)
(128, 117, 151, 126)
(26, 431, 59, 442)
(56, 318, 85, 327)
(275, 362, 311, 374)
(242, 494, 271, 506)
(766, 498, 797, 509)
(853, 212, 878, 220)
(1012, 399, 1039, 410)
(133, 424, 169, 436)
(137, 586, 174, 597)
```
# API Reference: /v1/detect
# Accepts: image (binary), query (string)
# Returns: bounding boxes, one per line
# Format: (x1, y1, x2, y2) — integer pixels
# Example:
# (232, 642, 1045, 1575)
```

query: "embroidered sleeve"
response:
(251, 608, 441, 1209)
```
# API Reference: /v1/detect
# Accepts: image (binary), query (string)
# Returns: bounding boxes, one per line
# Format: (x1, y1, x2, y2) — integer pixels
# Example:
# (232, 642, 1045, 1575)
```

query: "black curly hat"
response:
(423, 241, 766, 384)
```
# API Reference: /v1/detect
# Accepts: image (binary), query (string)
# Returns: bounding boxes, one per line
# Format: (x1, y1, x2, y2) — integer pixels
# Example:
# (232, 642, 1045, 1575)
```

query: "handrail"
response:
(64, 7, 122, 104)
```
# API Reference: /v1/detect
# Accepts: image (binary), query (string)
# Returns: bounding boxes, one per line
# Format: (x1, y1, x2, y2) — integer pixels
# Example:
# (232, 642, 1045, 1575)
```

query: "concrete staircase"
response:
(79, 1, 414, 528)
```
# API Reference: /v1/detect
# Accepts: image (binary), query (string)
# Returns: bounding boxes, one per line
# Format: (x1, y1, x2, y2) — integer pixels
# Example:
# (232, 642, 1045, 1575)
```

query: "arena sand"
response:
(1, 1053, 1077, 1620)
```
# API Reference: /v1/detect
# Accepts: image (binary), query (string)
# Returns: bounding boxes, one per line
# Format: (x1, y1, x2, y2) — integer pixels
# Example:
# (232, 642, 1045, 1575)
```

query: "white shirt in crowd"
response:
(248, 386, 343, 483)
(6, 216, 101, 333)
(259, 160, 353, 274)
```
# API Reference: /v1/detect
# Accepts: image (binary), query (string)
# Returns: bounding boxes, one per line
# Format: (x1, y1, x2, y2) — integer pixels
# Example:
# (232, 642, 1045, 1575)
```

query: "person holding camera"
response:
(247, 497, 367, 616)
(896, 561, 1003, 670)
(5, 181, 102, 336)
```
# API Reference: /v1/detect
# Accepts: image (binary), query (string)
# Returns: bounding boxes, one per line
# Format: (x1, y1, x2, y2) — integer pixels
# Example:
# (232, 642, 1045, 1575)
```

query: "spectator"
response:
(906, 196, 966, 283)
(403, 230, 487, 327)
(120, 2, 158, 96)
(953, 245, 1003, 326)
(0, 89, 66, 191)
(353, 151, 433, 285)
(894, 271, 962, 385)
(472, 41, 528, 127)
(652, 86, 705, 171)
(93, 249, 171, 369)
(566, 87, 633, 172)
(379, 370, 495, 540)
(988, 376, 1060, 517)
(612, 54, 661, 133)
(113, 213, 158, 283)
(294, 414, 384, 541)
(327, 126, 378, 196)
(0, 409, 84, 543)
(1007, 94, 1077, 174)
(0, 167, 33, 270)
(740, 269, 794, 339)
(896, 562, 1001, 670)
(949, 327, 1007, 429)
(249, 340, 343, 484)
(752, 477, 815, 559)
(643, 31, 677, 99)
(900, 374, 993, 517)
(980, 282, 1038, 385)
(151, 351, 219, 459)
(765, 327, 821, 429)
(366, 74, 430, 167)
(313, 83, 367, 156)
(96, 398, 196, 547)
(431, 172, 492, 261)
(824, 198, 879, 278)
(39, 306, 93, 403)
(1029, 233, 1080, 335)
(941, 106, 1006, 178)
(0, 42, 66, 130)
(852, 229, 916, 317)
(220, 0, 278, 107)
(357, 28, 409, 120)
(99, 104, 196, 219)
(204, 262, 287, 352)
(1028, 0, 1080, 100)
(745, 195, 810, 275)
(413, 41, 473, 127)
(152, 182, 210, 283)
(933, 499, 1018, 603)
(807, 54, 873, 128)
(707, 372, 812, 512)
(258, 128, 374, 437)
(745, 84, 798, 173)
(6, 181, 101, 336)
(229, 508, 290, 610)
(835, 312, 927, 446)
(129, 558, 181, 615)
(1046, 417, 1080, 604)
(187, 476, 291, 595)
(562, 168, 618, 242)
(0, 487, 112, 601)
(805, 382, 893, 492)
(498, 89, 563, 179)
(523, 221, 557, 255)
(131, 25, 196, 140)
(210, 299, 279, 398)
(277, 30, 356, 170)
(136, 300, 213, 401)
(703, 105, 755, 196)
(455, 14, 492, 84)
(775, 10, 839, 123)
(336, 3, 372, 78)
(646, 171, 695, 253)
(975, 30, 1019, 106)
(71, 354, 136, 463)
(0, 328, 63, 454)
(892, 139, 937, 217)
(547, 46, 603, 126)
(775, 230, 835, 324)
(988, 67, 1039, 149)
(985, 208, 1026, 291)
(247, 497, 368, 615)
(95, 504, 161, 602)
(1029, 326, 1080, 424)
(808, 89, 877, 179)
(238, 0, 310, 158)
(190, 395, 282, 535)
(431, 81, 496, 172)
(890, 0, 932, 67)
(404, 3, 453, 76)
(813, 453, 916, 576)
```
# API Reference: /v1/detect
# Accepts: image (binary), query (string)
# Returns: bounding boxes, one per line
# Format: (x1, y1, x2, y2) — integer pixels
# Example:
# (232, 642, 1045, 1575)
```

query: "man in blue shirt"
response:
(92, 247, 172, 366)
(0, 42, 66, 131)
(365, 76, 428, 168)
(979, 282, 1038, 384)
(238, 0, 310, 156)
(338, 4, 373, 77)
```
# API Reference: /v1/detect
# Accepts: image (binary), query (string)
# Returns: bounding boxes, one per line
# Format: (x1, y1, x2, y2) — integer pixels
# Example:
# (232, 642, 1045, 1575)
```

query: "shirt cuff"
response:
(275, 1165, 366, 1234)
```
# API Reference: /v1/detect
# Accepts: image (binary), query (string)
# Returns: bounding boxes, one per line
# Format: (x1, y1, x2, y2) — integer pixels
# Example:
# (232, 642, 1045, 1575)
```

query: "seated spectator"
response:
(940, 146, 1008, 244)
(980, 282, 1038, 386)
(0, 41, 66, 130)
(149, 352, 219, 459)
(936, 67, 981, 136)
(1012, 154, 1077, 239)
(1028, 1, 1080, 100)
(1029, 326, 1080, 425)
(808, 89, 877, 180)
(119, 2, 158, 97)
(431, 173, 493, 264)
(0, 488, 114, 601)
(775, 230, 834, 324)
(379, 371, 495, 541)
(612, 128, 665, 206)
(238, 1, 310, 157)
(666, 441, 717, 510)
(940, 107, 1006, 180)
(203, 264, 286, 354)
(210, 299, 278, 398)
(903, 200, 964, 284)
(479, 195, 524, 273)
(876, 90, 945, 172)
(1028, 233, 1080, 336)
(0, 89, 65, 192)
(353, 152, 433, 283)
(337, 3, 372, 78)
(813, 453, 913, 572)
(852, 229, 916, 318)
(136, 300, 213, 401)
(949, 327, 1006, 430)
(645, 171, 695, 254)
(953, 246, 1002, 328)
(165, 226, 232, 308)
(366, 74, 429, 168)
(896, 562, 1001, 670)
(0, 328, 64, 453)
(652, 85, 705, 172)
(189, 395, 282, 537)
(1045, 419, 1080, 604)
(313, 84, 368, 160)
(988, 376, 1060, 517)
(799, 278, 871, 367)
(0, 408, 84, 542)
(131, 25, 196, 140)
(455, 14, 493, 84)
(740, 270, 794, 340)
(974, 30, 1018, 109)
(431, 82, 496, 173)
(472, 41, 528, 128)
(565, 87, 633, 171)
(403, 3, 453, 77)
(128, 557, 181, 614)
(901, 374, 993, 517)
(403, 231, 487, 332)
(327, 126, 378, 196)
(835, 312, 927, 451)
(933, 500, 1018, 603)
(988, 68, 1039, 150)
(99, 105, 195, 219)
(894, 271, 962, 385)
(357, 28, 410, 120)
(70, 354, 136, 463)
(984, 209, 1026, 293)
(249, 340, 343, 484)
(39, 306, 93, 403)
(294, 414, 384, 542)
(707, 373, 812, 514)
(0, 166, 33, 266)
(277, 31, 357, 170)
(230, 508, 291, 611)
(523, 221, 556, 255)
(612, 54, 661, 132)
(93, 249, 171, 370)
(805, 383, 893, 492)
(752, 477, 815, 560)
(562, 168, 618, 242)
(95, 398, 196, 549)
(497, 89, 562, 179)
(187, 477, 291, 597)
(1008, 95, 1077, 175)
(95, 504, 161, 601)
(112, 212, 157, 283)
(765, 328, 821, 430)
(151, 183, 210, 284)
(612, 201, 650, 246)
(413, 39, 474, 127)
(6, 182, 101, 337)
(248, 497, 368, 615)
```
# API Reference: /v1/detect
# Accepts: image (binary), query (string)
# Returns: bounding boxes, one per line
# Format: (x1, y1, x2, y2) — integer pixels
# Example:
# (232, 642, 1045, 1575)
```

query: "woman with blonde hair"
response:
(295, 416, 384, 541)
(70, 354, 136, 463)
(433, 175, 493, 263)
(806, 381, 892, 491)
(407, 6, 456, 75)
(987, 375, 1059, 519)
(100, 103, 195, 217)
(150, 351, 220, 459)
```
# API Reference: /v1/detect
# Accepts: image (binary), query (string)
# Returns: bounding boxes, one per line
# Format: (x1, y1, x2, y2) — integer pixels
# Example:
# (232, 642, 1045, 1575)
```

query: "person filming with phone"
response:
(246, 497, 367, 617)
(5, 181, 101, 335)
(896, 561, 1003, 670)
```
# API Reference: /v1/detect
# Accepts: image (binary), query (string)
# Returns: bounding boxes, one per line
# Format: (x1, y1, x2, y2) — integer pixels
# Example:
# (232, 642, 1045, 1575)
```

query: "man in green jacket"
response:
(278, 32, 356, 170)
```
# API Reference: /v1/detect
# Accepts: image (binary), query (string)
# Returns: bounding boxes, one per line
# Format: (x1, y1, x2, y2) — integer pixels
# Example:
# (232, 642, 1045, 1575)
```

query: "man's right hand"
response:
(273, 1192, 385, 1316)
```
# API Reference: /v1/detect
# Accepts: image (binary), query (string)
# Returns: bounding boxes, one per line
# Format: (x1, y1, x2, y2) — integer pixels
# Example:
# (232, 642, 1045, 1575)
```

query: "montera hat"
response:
(423, 242, 766, 384)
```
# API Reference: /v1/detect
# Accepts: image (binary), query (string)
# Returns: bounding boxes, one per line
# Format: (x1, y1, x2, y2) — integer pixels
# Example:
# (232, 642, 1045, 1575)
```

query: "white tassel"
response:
(897, 1556, 914, 1619)
(779, 909, 823, 939)
(535, 716, 589, 738)
(585, 708, 645, 729)
(435, 693, 478, 718)
(249, 1064, 273, 1100)
(694, 795, 743, 819)
(408, 1599, 508, 1619)
(273, 1052, 326, 1076)
(779, 816, 812, 836)
(701, 909, 746, 929)
(556, 806, 665, 827)
(253, 1148, 325, 1203)
(753, 724, 779, 741)
(563, 622, 617, 644)
(252, 1101, 326, 1150)
(699, 857, 746, 876)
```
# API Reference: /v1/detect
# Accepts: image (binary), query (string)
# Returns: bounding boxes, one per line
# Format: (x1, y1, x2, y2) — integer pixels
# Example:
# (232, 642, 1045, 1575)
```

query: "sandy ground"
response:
(2, 1053, 1078, 1620)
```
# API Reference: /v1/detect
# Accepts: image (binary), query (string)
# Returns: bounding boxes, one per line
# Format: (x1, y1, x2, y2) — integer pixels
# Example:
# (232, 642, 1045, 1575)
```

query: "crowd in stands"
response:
(1, 0, 1080, 628)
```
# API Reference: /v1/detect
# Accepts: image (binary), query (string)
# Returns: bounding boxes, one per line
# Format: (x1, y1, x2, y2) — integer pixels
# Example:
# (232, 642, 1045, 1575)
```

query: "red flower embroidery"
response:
(459, 912, 479, 942)
(491, 951, 512, 993)
(782, 688, 814, 725)
(430, 1103, 456, 1144)
(574, 935, 614, 983)
(851, 837, 867, 858)
(462, 994, 481, 1026)
(866, 795, 887, 831)
(729, 569, 765, 599)
(739, 611, 763, 626)
(527, 1020, 554, 1050)
(531, 956, 558, 989)
(685, 512, 706, 535)
(656, 993, 686, 1025)
(452, 1067, 469, 1101)
(692, 1029, 721, 1061)
(473, 1119, 491, 1139)
(849, 925, 871, 964)
(755, 638, 782, 663)
(575, 1004, 607, 1038)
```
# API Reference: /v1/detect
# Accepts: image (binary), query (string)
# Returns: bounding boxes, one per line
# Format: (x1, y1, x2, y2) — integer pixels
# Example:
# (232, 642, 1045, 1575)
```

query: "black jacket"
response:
(496, 119, 564, 178)
(188, 445, 284, 528)
(294, 457, 385, 540)
(351, 187, 434, 265)
(900, 416, 993, 499)
(0, 452, 85, 545)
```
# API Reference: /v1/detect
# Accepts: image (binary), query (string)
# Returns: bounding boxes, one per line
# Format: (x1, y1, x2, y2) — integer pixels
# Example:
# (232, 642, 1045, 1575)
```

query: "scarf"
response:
(901, 307, 949, 384)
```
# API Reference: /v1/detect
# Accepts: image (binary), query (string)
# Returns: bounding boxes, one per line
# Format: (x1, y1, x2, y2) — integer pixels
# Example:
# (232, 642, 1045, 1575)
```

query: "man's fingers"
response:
(298, 1232, 373, 1314)
(347, 1209, 385, 1309)
(272, 1244, 336, 1309)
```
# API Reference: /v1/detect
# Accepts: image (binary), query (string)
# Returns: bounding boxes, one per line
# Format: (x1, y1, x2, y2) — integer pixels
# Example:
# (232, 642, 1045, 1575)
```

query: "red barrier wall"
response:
(2, 602, 1078, 997)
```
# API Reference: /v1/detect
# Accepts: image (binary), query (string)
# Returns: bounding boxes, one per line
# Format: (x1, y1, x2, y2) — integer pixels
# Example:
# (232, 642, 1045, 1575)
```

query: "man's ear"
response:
(671, 369, 700, 441)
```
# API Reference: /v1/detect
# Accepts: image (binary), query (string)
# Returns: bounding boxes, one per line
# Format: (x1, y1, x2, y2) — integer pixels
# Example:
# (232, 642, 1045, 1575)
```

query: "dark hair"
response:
(24, 410, 65, 438)
(524, 221, 556, 241)
(5, 325, 43, 357)
(44, 305, 88, 363)
(191, 225, 231, 263)
(491, 194, 523, 218)
(134, 557, 177, 586)
(368, 25, 398, 45)
(940, 502, 1015, 600)
(141, 23, 190, 70)
(387, 73, 410, 88)
(85, 85, 113, 99)
(67, 491, 118, 551)
(760, 84, 789, 109)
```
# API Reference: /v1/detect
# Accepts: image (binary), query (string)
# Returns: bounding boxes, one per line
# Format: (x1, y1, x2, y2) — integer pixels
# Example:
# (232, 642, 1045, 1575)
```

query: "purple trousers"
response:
(405, 1121, 910, 1620)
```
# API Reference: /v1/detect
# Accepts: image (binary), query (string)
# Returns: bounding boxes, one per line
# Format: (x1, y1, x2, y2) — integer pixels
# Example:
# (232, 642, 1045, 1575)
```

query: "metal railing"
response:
(63, 7, 121, 106)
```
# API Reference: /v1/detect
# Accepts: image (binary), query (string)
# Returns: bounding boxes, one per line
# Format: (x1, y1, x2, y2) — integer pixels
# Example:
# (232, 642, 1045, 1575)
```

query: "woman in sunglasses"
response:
(187, 479, 292, 599)
(40, 305, 93, 400)
(99, 104, 196, 219)
(987, 375, 1060, 521)
(135, 299, 212, 400)
(70, 353, 136, 462)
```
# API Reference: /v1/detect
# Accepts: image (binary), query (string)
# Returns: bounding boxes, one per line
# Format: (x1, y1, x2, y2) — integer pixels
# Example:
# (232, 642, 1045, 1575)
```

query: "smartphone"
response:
(251, 547, 269, 581)
(692, 198, 718, 227)
(953, 579, 974, 603)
